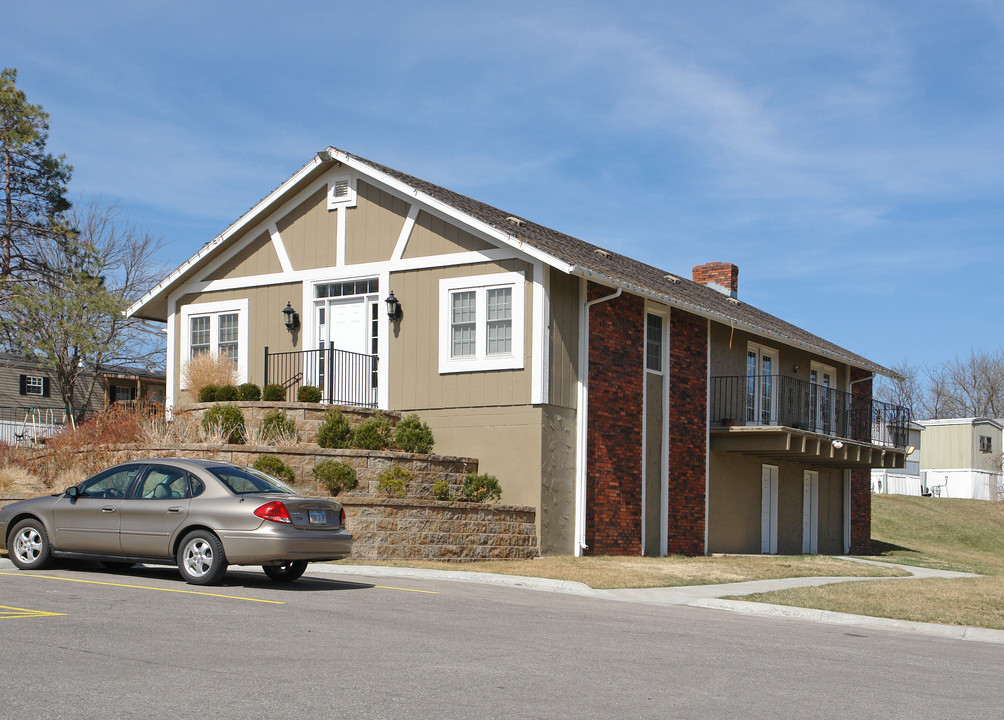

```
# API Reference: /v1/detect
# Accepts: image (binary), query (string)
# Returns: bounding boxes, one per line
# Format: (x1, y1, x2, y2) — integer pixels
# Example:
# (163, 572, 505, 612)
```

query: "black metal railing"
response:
(710, 375, 910, 448)
(263, 343, 378, 408)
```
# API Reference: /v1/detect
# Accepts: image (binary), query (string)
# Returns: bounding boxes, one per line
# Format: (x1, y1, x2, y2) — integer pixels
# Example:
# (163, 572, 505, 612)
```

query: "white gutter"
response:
(573, 284, 622, 556)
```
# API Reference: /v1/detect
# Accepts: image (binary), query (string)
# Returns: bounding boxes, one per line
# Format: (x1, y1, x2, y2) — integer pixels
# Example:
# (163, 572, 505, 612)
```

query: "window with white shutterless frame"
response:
(439, 272, 525, 373)
(179, 299, 249, 386)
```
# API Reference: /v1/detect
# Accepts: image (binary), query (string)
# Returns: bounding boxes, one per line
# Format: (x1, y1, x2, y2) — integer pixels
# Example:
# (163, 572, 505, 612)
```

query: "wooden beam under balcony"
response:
(710, 425, 907, 469)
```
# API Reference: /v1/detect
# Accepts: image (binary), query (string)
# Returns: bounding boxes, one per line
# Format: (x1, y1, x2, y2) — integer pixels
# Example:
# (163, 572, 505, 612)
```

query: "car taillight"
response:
(254, 501, 292, 524)
(339, 507, 346, 526)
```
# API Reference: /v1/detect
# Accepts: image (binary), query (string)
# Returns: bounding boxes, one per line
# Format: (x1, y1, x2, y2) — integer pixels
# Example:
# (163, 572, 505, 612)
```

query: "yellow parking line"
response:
(0, 604, 66, 619)
(0, 571, 284, 605)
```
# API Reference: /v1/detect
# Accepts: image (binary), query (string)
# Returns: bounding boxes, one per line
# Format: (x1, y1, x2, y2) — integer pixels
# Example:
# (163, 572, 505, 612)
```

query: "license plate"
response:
(308, 510, 327, 525)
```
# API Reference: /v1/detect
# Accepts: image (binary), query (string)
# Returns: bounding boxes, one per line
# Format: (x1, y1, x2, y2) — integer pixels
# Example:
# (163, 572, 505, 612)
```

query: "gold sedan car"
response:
(0, 458, 353, 585)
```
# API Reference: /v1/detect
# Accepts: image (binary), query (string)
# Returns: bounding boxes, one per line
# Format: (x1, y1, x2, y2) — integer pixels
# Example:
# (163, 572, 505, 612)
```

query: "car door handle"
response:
(102, 506, 117, 513)
(167, 506, 183, 514)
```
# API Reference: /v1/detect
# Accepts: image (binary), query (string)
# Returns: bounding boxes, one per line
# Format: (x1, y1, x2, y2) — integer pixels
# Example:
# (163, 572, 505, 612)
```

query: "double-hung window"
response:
(439, 272, 524, 373)
(179, 300, 249, 386)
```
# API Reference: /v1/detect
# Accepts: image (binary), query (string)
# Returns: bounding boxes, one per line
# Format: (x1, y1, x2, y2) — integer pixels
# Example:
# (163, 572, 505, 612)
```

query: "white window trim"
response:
(179, 299, 249, 388)
(327, 175, 357, 210)
(439, 272, 525, 374)
(25, 376, 44, 396)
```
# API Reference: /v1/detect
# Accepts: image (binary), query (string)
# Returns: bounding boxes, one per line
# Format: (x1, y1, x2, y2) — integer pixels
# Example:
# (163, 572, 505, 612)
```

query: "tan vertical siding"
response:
(548, 268, 579, 409)
(345, 181, 410, 265)
(203, 231, 281, 281)
(172, 283, 301, 406)
(277, 188, 338, 270)
(817, 470, 844, 554)
(402, 210, 495, 258)
(388, 259, 533, 410)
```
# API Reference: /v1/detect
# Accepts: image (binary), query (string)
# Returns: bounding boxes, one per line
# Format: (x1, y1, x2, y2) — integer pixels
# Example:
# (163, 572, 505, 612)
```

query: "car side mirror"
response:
(65, 486, 80, 500)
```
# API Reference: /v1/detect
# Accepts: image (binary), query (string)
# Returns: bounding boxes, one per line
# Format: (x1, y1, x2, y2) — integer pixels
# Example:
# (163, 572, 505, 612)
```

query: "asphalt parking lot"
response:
(2, 559, 1002, 719)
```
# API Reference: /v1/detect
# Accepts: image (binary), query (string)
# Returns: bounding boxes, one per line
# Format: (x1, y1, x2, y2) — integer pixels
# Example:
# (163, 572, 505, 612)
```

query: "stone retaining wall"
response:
(340, 497, 538, 560)
(176, 402, 400, 445)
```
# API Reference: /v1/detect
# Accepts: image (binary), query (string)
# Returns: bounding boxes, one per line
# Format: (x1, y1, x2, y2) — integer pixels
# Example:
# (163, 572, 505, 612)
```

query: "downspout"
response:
(574, 284, 623, 556)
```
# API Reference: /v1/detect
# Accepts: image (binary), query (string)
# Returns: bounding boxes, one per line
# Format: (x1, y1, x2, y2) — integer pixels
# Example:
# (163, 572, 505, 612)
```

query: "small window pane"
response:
(218, 313, 239, 364)
(191, 316, 210, 357)
(451, 291, 477, 358)
(25, 376, 44, 396)
(646, 314, 662, 372)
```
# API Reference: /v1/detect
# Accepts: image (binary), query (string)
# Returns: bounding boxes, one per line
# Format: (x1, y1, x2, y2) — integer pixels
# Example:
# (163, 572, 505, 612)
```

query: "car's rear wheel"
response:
(262, 560, 308, 582)
(8, 518, 51, 570)
(177, 530, 228, 585)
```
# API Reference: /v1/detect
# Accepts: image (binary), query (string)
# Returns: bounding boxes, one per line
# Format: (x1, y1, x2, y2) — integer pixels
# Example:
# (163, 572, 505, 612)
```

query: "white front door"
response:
(802, 470, 819, 554)
(313, 296, 377, 405)
(761, 464, 779, 554)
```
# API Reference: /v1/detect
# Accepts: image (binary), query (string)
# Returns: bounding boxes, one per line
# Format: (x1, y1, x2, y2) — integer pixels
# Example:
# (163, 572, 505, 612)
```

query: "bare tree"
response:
(1, 201, 164, 416)
(929, 349, 1004, 419)
(875, 361, 925, 419)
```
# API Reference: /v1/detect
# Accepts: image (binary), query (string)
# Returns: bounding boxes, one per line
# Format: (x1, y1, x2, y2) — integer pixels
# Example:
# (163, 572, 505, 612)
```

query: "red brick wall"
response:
(849, 367, 873, 553)
(692, 262, 739, 295)
(585, 284, 644, 555)
(667, 310, 708, 555)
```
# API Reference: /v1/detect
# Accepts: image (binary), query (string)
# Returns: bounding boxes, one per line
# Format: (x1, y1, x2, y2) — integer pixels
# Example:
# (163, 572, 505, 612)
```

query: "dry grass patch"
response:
(733, 576, 1004, 630)
(341, 554, 904, 589)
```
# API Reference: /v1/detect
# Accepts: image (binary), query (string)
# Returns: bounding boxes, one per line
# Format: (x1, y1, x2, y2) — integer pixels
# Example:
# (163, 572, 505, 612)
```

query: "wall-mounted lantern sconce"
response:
(832, 440, 845, 449)
(282, 302, 300, 331)
(385, 291, 402, 321)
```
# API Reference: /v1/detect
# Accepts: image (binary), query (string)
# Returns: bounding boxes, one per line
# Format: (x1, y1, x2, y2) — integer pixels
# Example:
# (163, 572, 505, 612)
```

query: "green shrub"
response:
(237, 383, 261, 401)
(262, 384, 286, 402)
(460, 473, 502, 503)
(216, 384, 238, 401)
(313, 460, 358, 496)
(201, 403, 245, 444)
(316, 408, 352, 448)
(296, 385, 322, 403)
(350, 415, 392, 450)
(197, 384, 219, 403)
(253, 454, 295, 485)
(259, 408, 297, 444)
(394, 414, 434, 454)
(432, 479, 453, 501)
(376, 465, 411, 498)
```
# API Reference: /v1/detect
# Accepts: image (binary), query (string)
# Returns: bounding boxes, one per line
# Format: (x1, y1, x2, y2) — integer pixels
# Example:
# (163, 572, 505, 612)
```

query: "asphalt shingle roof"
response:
(340, 149, 894, 377)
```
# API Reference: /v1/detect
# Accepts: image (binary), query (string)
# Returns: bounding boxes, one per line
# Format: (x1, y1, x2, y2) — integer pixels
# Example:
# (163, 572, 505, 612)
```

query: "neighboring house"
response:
(871, 421, 925, 496)
(126, 146, 911, 556)
(916, 418, 1003, 501)
(0, 353, 166, 444)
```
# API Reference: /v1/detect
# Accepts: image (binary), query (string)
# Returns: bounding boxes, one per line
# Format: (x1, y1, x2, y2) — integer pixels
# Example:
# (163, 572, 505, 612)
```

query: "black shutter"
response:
(19, 375, 26, 395)
(109, 385, 116, 404)
(42, 378, 50, 398)
(130, 386, 137, 401)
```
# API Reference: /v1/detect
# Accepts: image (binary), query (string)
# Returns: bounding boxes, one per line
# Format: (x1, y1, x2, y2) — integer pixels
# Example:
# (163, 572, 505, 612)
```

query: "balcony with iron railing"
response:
(710, 375, 911, 460)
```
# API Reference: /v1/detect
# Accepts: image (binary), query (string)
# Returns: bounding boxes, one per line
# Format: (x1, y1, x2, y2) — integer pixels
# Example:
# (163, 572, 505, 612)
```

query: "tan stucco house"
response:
(127, 147, 911, 556)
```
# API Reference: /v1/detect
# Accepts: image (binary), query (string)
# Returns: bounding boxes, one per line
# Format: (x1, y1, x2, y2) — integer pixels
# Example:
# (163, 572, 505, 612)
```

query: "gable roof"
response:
(128, 146, 897, 378)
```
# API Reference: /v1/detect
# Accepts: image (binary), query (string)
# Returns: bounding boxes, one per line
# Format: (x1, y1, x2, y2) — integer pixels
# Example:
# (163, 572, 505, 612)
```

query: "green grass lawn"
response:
(733, 495, 1004, 629)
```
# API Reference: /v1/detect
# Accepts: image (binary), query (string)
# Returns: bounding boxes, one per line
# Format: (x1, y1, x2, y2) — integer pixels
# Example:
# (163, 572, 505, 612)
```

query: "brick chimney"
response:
(692, 262, 739, 298)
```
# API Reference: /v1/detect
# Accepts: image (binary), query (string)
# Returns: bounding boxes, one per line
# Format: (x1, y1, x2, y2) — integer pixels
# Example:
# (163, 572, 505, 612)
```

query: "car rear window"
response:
(209, 466, 295, 495)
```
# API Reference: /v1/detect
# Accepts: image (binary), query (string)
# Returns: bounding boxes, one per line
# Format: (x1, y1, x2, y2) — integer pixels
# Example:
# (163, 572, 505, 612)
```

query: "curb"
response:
(690, 598, 1004, 644)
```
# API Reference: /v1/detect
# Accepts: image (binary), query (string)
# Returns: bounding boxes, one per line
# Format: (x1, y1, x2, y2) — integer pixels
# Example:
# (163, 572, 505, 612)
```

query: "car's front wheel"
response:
(177, 530, 228, 585)
(262, 560, 308, 582)
(8, 518, 51, 570)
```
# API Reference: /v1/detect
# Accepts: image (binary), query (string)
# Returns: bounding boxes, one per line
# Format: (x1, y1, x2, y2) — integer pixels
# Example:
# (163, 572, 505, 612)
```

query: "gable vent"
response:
(333, 179, 350, 199)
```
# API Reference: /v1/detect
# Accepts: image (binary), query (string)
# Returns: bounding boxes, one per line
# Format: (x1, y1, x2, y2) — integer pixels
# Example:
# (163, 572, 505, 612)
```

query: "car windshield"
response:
(209, 466, 296, 495)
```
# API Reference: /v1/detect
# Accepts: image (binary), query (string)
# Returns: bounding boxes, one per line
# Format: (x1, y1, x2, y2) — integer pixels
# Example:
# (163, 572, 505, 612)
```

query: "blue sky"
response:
(8, 1, 1004, 374)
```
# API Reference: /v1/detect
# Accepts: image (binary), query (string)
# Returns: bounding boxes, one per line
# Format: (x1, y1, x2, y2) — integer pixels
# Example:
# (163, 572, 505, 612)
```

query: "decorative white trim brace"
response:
(268, 224, 294, 274)
(530, 262, 549, 406)
(391, 204, 420, 262)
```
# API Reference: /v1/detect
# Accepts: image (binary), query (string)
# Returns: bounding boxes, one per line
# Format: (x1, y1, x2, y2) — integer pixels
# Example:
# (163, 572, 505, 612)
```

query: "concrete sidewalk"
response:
(308, 557, 1004, 645)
